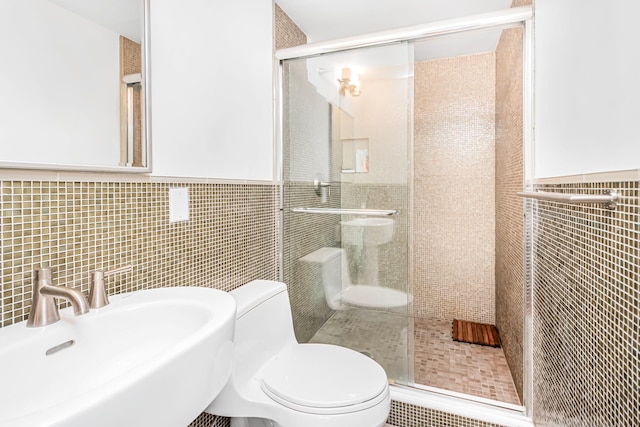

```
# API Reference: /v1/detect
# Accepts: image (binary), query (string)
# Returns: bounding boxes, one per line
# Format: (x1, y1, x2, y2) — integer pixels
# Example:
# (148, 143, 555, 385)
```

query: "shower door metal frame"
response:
(276, 5, 535, 424)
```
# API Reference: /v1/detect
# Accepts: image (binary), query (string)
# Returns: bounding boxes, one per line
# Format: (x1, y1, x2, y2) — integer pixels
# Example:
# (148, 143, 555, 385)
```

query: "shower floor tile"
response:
(413, 317, 521, 405)
(310, 311, 521, 406)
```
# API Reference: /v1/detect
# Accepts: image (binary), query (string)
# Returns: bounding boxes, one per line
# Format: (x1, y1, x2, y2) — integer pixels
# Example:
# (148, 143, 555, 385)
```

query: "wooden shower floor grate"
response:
(452, 319, 501, 348)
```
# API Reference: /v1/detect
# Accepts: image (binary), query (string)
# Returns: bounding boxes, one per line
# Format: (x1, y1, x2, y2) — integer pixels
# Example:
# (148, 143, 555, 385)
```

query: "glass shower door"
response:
(281, 42, 414, 385)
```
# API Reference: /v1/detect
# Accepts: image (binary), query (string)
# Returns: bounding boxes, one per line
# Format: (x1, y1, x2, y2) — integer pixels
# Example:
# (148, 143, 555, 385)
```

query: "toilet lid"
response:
(261, 343, 388, 410)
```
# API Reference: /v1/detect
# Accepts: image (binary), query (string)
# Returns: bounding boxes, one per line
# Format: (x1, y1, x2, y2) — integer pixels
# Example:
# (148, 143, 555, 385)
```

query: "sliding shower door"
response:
(281, 42, 414, 385)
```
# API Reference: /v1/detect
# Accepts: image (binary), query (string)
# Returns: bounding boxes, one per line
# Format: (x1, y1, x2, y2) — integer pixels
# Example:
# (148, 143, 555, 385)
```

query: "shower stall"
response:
(278, 6, 533, 418)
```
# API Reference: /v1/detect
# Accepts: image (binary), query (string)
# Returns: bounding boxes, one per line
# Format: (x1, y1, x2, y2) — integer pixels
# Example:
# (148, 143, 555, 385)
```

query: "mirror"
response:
(0, 0, 150, 172)
(341, 138, 369, 173)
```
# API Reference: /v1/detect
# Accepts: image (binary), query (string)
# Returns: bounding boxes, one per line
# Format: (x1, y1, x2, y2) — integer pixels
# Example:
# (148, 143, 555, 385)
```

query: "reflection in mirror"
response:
(341, 138, 369, 174)
(0, 0, 149, 171)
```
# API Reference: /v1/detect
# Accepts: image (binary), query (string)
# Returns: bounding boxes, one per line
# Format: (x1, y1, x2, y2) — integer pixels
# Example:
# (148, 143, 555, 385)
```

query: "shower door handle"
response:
(291, 207, 399, 216)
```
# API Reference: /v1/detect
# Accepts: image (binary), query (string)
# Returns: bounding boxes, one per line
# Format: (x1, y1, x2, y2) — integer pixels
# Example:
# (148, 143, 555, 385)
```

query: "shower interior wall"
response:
(318, 40, 515, 333)
(495, 26, 525, 402)
(413, 52, 497, 325)
(413, 30, 525, 401)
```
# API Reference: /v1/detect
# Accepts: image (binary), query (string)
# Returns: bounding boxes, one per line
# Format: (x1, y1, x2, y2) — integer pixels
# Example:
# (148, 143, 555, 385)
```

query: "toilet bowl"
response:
(299, 247, 412, 310)
(205, 280, 390, 427)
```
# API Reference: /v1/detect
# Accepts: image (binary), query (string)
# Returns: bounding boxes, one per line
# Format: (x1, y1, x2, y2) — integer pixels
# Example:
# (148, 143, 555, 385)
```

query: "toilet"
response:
(299, 247, 412, 310)
(205, 280, 390, 427)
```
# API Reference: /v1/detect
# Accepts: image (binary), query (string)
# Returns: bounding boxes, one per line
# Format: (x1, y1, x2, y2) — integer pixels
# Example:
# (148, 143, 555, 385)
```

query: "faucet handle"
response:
(89, 265, 133, 309)
(36, 266, 53, 285)
(27, 267, 59, 327)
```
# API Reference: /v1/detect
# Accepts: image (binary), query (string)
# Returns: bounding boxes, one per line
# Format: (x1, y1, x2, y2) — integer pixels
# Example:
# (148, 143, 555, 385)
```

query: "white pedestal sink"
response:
(341, 217, 395, 286)
(338, 217, 411, 309)
(0, 287, 236, 427)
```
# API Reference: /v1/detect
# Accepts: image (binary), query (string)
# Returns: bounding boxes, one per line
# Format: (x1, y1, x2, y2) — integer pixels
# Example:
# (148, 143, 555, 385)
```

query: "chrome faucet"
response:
(27, 267, 90, 328)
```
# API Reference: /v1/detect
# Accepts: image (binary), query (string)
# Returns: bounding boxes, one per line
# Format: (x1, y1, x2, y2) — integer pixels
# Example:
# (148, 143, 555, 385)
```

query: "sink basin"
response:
(0, 287, 236, 427)
(341, 217, 395, 246)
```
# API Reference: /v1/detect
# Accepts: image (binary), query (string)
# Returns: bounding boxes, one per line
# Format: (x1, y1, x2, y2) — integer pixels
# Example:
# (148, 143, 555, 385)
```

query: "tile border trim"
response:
(390, 386, 534, 427)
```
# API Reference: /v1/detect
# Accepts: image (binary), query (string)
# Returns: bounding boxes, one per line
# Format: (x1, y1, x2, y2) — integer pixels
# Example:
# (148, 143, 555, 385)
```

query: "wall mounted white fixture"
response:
(0, 287, 235, 427)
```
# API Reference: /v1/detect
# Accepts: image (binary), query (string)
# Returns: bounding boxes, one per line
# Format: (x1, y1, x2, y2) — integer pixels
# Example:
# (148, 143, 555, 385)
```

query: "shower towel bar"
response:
(291, 207, 399, 216)
(516, 189, 620, 210)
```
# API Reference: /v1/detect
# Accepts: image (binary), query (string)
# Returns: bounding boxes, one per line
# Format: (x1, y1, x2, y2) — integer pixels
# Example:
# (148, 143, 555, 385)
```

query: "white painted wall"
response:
(534, 0, 640, 178)
(149, 0, 274, 180)
(0, 0, 120, 167)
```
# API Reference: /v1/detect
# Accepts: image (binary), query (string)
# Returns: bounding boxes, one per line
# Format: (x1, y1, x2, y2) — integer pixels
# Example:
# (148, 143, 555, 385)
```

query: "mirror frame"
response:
(0, 0, 152, 173)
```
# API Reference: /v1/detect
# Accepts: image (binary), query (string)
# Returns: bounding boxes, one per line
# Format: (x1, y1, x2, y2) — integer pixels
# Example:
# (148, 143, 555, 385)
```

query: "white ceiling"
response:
(275, 0, 513, 43)
(278, 0, 519, 105)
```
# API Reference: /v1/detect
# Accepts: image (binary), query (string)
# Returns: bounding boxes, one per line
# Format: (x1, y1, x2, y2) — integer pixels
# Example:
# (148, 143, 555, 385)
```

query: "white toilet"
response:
(205, 280, 390, 427)
(299, 247, 412, 310)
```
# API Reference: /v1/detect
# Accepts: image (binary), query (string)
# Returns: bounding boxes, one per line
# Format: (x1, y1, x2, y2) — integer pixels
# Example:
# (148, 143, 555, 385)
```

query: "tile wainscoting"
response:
(531, 181, 639, 426)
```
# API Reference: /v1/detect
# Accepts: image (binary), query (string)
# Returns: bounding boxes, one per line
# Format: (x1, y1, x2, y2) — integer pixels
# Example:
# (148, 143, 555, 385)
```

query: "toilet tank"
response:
(299, 247, 346, 310)
(230, 280, 298, 379)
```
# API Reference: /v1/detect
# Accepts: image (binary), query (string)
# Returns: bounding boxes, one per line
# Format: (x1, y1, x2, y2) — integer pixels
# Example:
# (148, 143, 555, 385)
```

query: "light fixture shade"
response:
(338, 68, 361, 96)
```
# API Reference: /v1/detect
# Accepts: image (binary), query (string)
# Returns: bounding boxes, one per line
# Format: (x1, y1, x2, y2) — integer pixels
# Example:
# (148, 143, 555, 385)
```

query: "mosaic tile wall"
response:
(274, 4, 306, 52)
(277, 3, 342, 343)
(495, 25, 525, 401)
(0, 179, 278, 426)
(0, 181, 278, 326)
(283, 183, 341, 342)
(531, 181, 639, 426)
(388, 401, 506, 427)
(413, 52, 497, 324)
(188, 412, 229, 427)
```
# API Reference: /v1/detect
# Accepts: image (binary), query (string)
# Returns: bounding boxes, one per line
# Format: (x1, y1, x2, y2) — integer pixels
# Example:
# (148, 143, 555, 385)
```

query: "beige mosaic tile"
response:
(274, 4, 306, 52)
(414, 318, 520, 405)
(495, 24, 525, 402)
(283, 182, 341, 342)
(310, 310, 519, 405)
(0, 181, 279, 328)
(389, 401, 507, 427)
(414, 52, 497, 325)
(188, 412, 229, 427)
(0, 180, 278, 427)
(531, 181, 640, 426)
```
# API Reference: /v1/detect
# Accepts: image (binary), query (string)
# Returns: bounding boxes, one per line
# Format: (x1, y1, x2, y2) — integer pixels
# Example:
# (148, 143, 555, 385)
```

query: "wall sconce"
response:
(338, 68, 361, 96)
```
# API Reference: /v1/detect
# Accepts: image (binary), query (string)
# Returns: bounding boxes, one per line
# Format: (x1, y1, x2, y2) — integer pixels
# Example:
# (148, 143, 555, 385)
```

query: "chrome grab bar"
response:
(291, 207, 399, 216)
(516, 189, 620, 210)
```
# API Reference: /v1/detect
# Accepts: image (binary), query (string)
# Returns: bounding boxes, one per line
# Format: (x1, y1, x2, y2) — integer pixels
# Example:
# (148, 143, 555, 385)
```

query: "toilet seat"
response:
(260, 343, 389, 415)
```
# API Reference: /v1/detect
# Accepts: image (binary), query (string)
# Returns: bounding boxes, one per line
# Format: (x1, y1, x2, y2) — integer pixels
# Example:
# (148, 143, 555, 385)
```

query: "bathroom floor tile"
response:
(311, 311, 521, 406)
